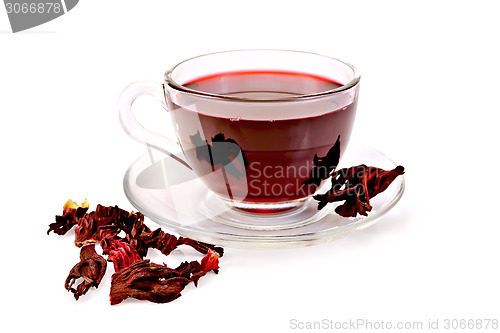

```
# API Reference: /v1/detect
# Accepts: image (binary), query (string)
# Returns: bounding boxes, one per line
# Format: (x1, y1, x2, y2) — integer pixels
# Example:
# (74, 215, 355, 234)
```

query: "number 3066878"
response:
(5, 2, 62, 14)
(443, 319, 498, 330)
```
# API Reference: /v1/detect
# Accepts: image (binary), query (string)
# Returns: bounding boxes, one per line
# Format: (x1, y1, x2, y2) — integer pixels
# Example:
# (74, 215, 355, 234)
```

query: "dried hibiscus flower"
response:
(47, 199, 89, 235)
(190, 249, 220, 286)
(110, 249, 220, 305)
(177, 236, 224, 257)
(50, 199, 224, 304)
(109, 260, 192, 305)
(314, 165, 405, 217)
(300, 137, 405, 218)
(74, 204, 143, 246)
(65, 244, 107, 300)
(200, 249, 220, 271)
(127, 227, 224, 259)
(127, 227, 178, 258)
(101, 238, 142, 271)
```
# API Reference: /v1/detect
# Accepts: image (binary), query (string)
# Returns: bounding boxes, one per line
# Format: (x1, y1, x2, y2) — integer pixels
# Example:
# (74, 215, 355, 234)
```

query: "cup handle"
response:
(118, 81, 191, 169)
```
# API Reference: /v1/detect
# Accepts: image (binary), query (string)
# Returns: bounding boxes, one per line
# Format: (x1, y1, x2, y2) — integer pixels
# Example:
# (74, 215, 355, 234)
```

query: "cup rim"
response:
(164, 49, 360, 103)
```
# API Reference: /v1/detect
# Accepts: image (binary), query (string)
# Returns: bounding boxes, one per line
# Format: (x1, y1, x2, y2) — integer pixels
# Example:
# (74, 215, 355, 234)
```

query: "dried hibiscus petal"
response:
(177, 236, 224, 257)
(74, 205, 144, 246)
(65, 244, 107, 300)
(200, 249, 220, 271)
(110, 250, 220, 305)
(51, 199, 224, 305)
(109, 260, 191, 305)
(74, 212, 101, 246)
(73, 205, 116, 246)
(116, 209, 146, 237)
(129, 227, 178, 258)
(173, 249, 221, 287)
(314, 165, 405, 217)
(190, 249, 220, 286)
(101, 239, 141, 271)
(128, 228, 224, 259)
(47, 199, 89, 235)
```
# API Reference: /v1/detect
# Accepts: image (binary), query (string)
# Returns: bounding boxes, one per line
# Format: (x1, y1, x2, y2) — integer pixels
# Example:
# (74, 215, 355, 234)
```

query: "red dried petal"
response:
(118, 210, 147, 237)
(177, 237, 224, 257)
(65, 244, 107, 300)
(126, 228, 178, 258)
(200, 249, 220, 271)
(102, 239, 141, 271)
(47, 199, 89, 235)
(109, 260, 191, 305)
(73, 205, 145, 246)
(367, 165, 405, 197)
(174, 260, 202, 278)
(314, 165, 405, 217)
(51, 200, 224, 305)
(191, 249, 221, 286)
(74, 212, 101, 246)
(109, 250, 221, 304)
(155, 232, 179, 256)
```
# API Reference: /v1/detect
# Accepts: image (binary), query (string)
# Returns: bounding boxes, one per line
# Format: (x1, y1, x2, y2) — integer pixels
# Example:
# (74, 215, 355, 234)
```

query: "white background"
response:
(1, 1, 499, 332)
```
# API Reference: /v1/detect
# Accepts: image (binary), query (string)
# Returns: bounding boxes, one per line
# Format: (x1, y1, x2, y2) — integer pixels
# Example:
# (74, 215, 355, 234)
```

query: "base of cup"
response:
(200, 192, 328, 231)
(230, 197, 308, 213)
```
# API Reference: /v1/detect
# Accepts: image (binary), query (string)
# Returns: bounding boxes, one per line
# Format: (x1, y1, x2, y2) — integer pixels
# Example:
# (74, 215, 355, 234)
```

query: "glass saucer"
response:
(123, 144, 405, 249)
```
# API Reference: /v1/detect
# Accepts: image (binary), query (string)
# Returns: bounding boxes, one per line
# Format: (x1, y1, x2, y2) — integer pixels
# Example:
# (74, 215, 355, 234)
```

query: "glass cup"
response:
(119, 50, 360, 216)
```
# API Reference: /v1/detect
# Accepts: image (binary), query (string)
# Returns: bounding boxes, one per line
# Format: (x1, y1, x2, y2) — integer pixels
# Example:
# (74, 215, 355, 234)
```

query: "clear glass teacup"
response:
(119, 50, 360, 215)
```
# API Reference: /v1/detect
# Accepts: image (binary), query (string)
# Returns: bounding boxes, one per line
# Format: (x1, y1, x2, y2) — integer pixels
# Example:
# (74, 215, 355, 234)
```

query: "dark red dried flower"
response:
(65, 244, 107, 300)
(109, 260, 191, 305)
(117, 209, 146, 237)
(47, 199, 89, 235)
(191, 249, 220, 286)
(300, 138, 405, 218)
(314, 165, 405, 217)
(177, 237, 224, 257)
(200, 249, 220, 271)
(129, 227, 178, 257)
(128, 228, 224, 259)
(109, 249, 221, 305)
(73, 205, 119, 246)
(51, 200, 224, 304)
(74, 205, 145, 246)
(102, 239, 142, 271)
(74, 212, 101, 246)
(174, 260, 202, 279)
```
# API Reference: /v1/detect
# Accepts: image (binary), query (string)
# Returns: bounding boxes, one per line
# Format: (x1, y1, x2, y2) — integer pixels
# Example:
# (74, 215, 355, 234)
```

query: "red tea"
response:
(170, 71, 357, 204)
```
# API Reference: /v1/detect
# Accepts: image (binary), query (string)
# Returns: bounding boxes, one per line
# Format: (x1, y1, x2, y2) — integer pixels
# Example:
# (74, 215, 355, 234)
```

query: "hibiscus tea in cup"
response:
(169, 70, 357, 208)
